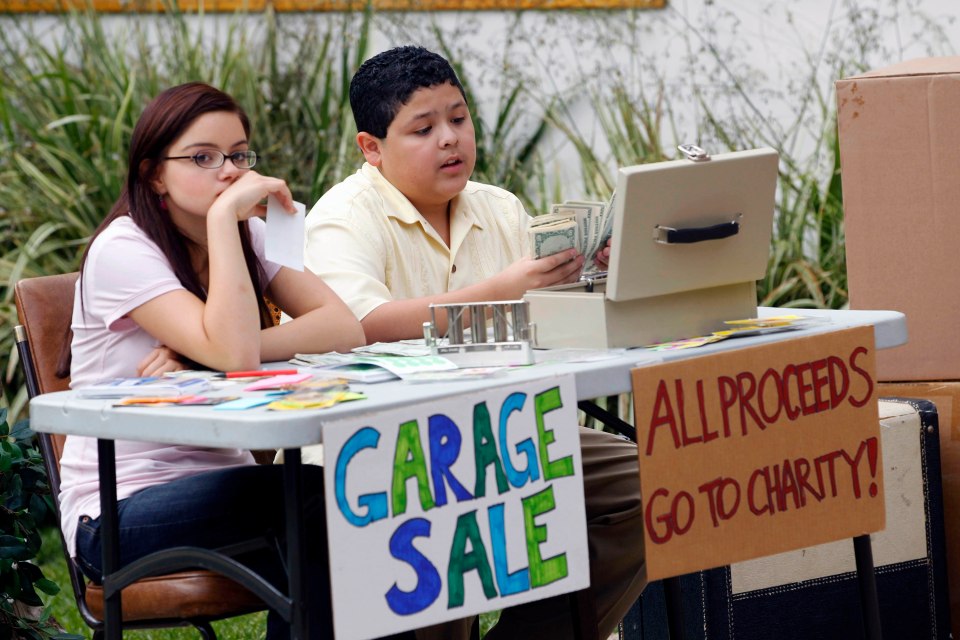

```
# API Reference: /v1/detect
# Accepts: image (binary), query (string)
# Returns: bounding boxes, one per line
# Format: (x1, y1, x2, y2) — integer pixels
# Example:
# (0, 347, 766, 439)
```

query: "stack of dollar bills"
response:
(527, 193, 616, 274)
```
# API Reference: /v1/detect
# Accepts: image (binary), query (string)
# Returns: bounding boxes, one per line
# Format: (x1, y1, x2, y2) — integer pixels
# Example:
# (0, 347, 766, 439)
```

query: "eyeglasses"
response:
(162, 149, 258, 170)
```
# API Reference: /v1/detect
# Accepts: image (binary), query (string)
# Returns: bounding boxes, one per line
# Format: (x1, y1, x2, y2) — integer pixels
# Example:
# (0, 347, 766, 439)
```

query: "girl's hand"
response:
(211, 170, 296, 221)
(137, 346, 186, 376)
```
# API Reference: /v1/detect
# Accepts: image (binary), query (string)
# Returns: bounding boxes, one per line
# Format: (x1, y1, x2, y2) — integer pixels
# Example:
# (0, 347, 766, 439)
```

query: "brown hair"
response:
(61, 83, 272, 375)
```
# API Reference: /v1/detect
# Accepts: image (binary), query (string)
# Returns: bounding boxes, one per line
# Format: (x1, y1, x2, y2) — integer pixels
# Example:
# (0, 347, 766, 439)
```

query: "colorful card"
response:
(213, 397, 274, 411)
(243, 373, 314, 391)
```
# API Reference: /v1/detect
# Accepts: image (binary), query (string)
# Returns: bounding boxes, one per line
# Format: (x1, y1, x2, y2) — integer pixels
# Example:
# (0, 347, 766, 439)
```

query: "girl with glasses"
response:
(58, 82, 366, 638)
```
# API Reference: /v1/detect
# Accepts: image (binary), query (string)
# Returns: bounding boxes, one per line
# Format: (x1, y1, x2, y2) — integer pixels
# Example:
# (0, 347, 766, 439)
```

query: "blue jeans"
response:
(75, 464, 330, 639)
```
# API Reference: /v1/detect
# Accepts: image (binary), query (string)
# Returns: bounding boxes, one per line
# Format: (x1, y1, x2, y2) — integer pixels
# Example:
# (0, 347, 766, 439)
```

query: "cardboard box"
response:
(525, 148, 778, 348)
(837, 57, 960, 380)
(879, 381, 960, 637)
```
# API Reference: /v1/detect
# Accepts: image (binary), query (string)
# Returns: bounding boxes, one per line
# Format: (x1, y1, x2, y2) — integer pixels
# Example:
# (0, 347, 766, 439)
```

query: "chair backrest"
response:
(13, 272, 100, 626)
(15, 272, 78, 471)
(14, 273, 77, 395)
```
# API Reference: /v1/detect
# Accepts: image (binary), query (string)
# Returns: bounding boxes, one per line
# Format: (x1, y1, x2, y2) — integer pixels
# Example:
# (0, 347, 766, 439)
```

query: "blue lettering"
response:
(335, 426, 388, 527)
(499, 392, 540, 488)
(385, 518, 441, 615)
(489, 503, 530, 596)
(428, 414, 473, 506)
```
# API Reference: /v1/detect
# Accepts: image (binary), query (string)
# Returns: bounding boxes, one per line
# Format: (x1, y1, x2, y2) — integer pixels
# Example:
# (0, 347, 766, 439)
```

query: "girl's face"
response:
(151, 111, 250, 233)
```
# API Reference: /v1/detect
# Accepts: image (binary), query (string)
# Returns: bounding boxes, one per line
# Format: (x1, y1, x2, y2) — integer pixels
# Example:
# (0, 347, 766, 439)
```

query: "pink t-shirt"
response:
(59, 215, 281, 557)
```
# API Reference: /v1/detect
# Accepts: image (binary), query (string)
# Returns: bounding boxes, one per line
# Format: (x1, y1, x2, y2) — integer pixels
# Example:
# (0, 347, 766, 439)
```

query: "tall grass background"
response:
(0, 7, 371, 422)
(3, 2, 955, 419)
(0, 1, 955, 635)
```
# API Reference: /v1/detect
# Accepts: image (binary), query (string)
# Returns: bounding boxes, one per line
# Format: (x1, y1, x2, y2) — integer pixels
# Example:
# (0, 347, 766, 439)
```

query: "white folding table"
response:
(28, 308, 906, 639)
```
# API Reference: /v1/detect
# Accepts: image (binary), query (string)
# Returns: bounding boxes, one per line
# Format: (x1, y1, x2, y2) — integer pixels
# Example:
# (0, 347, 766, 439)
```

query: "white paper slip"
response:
(265, 195, 306, 271)
(295, 353, 458, 383)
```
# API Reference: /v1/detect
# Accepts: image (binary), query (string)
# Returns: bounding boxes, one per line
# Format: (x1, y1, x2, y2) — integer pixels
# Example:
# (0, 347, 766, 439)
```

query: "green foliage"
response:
(429, 22, 555, 213)
(2, 2, 942, 417)
(0, 6, 370, 419)
(0, 409, 74, 639)
(540, 2, 949, 310)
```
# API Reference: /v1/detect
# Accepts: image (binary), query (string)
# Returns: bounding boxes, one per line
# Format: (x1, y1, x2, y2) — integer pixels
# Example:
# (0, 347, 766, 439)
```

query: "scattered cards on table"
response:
(643, 314, 831, 350)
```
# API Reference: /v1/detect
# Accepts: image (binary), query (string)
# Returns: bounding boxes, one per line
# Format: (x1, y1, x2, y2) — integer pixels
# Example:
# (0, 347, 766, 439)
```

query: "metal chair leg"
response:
(194, 621, 217, 639)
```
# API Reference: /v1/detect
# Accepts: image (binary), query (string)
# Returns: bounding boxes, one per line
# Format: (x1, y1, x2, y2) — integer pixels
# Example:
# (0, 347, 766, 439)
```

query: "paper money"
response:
(527, 210, 576, 257)
(527, 193, 615, 275)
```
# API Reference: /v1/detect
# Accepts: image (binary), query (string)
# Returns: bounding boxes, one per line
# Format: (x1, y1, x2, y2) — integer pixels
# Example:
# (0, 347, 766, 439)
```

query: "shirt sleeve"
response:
(304, 204, 393, 321)
(83, 220, 185, 331)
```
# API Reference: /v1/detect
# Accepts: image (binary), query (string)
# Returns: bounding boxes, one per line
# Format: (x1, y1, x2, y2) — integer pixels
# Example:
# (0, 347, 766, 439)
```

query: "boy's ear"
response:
(356, 132, 384, 167)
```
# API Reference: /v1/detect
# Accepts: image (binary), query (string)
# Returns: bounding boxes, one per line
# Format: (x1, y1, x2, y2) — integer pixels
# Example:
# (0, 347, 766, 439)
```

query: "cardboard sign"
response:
(322, 375, 588, 640)
(632, 326, 883, 580)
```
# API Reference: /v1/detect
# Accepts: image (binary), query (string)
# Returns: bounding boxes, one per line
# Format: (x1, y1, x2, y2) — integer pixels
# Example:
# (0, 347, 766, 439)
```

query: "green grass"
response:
(36, 527, 268, 639)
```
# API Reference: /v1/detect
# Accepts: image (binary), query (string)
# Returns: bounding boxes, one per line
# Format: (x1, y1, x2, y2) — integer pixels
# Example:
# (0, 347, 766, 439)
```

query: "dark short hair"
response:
(349, 46, 466, 138)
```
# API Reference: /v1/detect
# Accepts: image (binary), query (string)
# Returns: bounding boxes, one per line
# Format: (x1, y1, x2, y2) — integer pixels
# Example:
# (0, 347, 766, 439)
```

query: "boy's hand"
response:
(137, 346, 186, 377)
(594, 238, 613, 271)
(495, 249, 584, 298)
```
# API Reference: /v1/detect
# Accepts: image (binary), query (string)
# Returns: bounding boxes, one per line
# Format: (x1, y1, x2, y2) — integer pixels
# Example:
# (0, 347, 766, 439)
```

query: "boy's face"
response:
(357, 82, 476, 217)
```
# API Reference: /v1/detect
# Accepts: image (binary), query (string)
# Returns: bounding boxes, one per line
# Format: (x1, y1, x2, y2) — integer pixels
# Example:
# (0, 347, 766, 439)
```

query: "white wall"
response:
(5, 0, 958, 197)
(364, 0, 960, 193)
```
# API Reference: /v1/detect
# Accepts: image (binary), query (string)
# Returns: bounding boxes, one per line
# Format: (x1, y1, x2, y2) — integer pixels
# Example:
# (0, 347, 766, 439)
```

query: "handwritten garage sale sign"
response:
(322, 375, 588, 640)
(632, 326, 883, 580)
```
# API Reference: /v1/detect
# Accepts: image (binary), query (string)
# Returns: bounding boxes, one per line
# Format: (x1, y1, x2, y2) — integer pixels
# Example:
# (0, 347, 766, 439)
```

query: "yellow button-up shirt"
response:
(304, 163, 531, 320)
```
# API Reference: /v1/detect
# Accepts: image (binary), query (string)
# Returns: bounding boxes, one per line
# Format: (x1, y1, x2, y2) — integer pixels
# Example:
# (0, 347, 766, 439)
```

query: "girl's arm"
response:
(129, 172, 295, 371)
(261, 267, 366, 360)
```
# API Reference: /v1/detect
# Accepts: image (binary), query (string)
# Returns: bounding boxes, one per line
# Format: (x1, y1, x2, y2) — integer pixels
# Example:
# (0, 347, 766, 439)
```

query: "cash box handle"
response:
(653, 216, 741, 245)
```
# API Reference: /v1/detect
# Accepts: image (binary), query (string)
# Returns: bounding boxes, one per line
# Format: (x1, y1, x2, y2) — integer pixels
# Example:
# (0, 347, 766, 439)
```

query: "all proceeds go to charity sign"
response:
(322, 375, 588, 640)
(632, 325, 884, 580)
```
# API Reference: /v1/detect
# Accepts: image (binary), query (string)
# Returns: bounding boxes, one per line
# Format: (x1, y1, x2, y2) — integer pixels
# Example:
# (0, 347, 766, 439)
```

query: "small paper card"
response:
(243, 373, 314, 391)
(265, 195, 306, 271)
(213, 397, 274, 411)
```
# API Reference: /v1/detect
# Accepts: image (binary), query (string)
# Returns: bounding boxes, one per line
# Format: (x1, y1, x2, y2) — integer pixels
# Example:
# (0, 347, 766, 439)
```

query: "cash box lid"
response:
(606, 147, 779, 302)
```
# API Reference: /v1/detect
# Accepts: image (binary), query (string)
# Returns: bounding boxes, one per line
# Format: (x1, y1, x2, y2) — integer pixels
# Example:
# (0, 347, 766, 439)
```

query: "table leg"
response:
(663, 576, 684, 640)
(854, 534, 883, 639)
(97, 439, 122, 640)
(283, 448, 306, 639)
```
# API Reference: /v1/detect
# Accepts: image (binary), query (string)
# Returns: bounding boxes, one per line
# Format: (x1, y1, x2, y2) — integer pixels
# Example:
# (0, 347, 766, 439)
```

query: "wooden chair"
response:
(14, 272, 265, 639)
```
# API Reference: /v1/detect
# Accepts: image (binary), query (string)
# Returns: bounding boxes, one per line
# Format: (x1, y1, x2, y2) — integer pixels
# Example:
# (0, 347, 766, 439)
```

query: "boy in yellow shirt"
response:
(305, 46, 642, 640)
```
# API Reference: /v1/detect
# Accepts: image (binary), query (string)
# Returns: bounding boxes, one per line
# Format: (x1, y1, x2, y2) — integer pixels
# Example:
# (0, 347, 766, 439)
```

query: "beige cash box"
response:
(524, 147, 779, 349)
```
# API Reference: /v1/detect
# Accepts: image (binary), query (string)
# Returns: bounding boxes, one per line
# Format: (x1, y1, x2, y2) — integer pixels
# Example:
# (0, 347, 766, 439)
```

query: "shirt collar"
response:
(361, 162, 486, 233)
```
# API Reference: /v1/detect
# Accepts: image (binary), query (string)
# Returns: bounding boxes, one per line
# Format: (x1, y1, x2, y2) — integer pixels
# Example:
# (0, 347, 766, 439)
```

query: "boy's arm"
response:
(305, 192, 582, 344)
(304, 211, 397, 325)
(360, 250, 583, 343)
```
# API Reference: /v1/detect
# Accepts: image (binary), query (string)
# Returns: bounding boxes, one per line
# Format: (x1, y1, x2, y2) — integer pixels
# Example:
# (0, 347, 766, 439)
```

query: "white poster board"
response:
(323, 374, 588, 640)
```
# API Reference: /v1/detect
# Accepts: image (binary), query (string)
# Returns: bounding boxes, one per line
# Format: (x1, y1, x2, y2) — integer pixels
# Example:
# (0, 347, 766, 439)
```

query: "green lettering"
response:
(391, 419, 436, 516)
(447, 510, 498, 608)
(535, 387, 574, 480)
(523, 485, 567, 587)
(473, 401, 509, 498)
